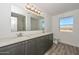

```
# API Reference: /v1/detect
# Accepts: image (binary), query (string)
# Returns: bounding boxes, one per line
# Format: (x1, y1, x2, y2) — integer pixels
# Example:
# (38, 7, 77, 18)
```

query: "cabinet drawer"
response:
(0, 41, 25, 55)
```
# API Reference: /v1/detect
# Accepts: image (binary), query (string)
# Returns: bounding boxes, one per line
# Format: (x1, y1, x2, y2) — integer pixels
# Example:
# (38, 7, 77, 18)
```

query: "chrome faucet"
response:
(42, 28, 45, 33)
(17, 33, 23, 37)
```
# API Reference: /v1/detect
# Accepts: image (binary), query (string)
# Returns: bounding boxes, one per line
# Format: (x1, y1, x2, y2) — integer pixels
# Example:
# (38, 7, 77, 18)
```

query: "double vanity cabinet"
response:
(0, 33, 53, 55)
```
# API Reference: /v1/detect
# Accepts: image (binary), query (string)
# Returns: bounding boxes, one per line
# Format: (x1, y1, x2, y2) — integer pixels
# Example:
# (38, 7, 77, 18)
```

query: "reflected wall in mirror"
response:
(11, 16, 17, 32)
(31, 17, 40, 30)
(11, 12, 26, 32)
(29, 14, 45, 31)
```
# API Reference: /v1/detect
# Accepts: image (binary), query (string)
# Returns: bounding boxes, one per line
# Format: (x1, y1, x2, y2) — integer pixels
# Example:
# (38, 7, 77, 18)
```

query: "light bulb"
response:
(35, 9, 37, 12)
(31, 6, 35, 10)
(27, 5, 30, 8)
(38, 11, 40, 14)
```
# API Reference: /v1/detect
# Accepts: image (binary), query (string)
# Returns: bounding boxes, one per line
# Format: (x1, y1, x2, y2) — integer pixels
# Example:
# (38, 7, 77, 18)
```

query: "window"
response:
(60, 16, 74, 32)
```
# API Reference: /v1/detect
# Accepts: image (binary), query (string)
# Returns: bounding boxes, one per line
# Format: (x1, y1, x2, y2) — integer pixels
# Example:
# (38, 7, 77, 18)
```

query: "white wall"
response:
(0, 3, 52, 39)
(0, 4, 10, 33)
(52, 9, 79, 47)
(44, 13, 52, 32)
(0, 4, 17, 39)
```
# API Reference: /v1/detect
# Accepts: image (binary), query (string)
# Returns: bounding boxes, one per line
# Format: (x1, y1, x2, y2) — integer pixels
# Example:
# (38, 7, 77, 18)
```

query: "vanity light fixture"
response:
(25, 3, 41, 15)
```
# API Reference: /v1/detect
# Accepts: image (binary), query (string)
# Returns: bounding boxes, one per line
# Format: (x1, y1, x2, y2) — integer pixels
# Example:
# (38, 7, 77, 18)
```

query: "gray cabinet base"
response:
(0, 34, 53, 55)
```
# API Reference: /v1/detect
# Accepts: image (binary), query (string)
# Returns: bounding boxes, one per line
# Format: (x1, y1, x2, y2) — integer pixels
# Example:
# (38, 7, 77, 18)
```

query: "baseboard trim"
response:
(59, 41, 79, 48)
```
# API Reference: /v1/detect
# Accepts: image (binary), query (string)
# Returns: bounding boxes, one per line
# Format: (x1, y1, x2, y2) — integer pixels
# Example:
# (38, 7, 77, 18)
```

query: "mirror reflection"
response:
(11, 12, 26, 32)
(11, 5, 45, 32)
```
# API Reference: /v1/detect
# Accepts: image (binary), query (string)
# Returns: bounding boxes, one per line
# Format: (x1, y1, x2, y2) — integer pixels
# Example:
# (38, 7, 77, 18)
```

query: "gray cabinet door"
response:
(36, 36, 45, 54)
(48, 34, 53, 46)
(40, 34, 53, 53)
(36, 35, 50, 54)
(0, 41, 25, 55)
(25, 39, 37, 55)
(14, 41, 25, 55)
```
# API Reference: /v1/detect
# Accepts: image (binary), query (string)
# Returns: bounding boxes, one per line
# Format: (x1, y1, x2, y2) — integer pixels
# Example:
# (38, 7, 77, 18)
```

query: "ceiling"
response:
(14, 3, 79, 16)
(34, 3, 79, 15)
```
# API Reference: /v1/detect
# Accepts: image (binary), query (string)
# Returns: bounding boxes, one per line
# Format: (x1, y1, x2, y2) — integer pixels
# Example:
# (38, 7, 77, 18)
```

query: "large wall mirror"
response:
(11, 5, 45, 32)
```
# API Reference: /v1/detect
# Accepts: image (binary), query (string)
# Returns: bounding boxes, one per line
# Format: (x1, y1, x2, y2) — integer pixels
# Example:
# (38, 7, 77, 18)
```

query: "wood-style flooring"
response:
(45, 42, 79, 55)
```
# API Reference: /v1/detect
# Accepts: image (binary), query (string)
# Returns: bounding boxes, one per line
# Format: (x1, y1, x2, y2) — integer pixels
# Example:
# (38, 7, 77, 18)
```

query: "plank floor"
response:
(45, 42, 79, 55)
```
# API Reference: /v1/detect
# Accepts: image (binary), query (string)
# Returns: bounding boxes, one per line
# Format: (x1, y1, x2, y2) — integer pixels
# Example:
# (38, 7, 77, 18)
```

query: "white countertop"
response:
(0, 32, 52, 48)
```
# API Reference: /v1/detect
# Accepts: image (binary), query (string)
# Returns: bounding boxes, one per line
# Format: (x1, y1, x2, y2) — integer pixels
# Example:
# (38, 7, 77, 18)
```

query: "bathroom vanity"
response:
(0, 4, 53, 55)
(0, 33, 53, 55)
